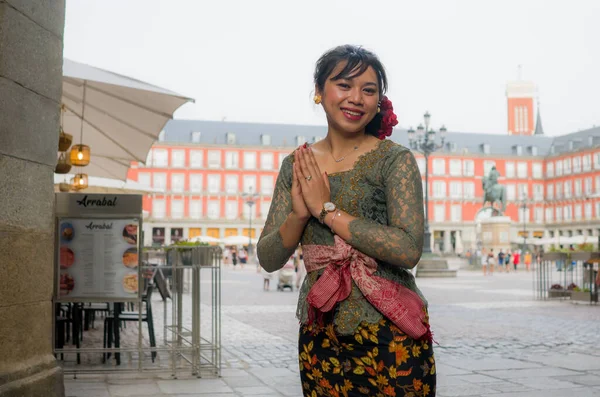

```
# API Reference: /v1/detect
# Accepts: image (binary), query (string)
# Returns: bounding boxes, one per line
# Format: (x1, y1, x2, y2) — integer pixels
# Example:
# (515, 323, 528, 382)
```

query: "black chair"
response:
(103, 284, 157, 363)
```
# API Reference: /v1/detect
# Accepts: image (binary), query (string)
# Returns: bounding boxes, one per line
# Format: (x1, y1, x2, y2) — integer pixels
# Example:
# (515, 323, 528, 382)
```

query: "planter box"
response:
(548, 289, 570, 298)
(571, 290, 592, 302)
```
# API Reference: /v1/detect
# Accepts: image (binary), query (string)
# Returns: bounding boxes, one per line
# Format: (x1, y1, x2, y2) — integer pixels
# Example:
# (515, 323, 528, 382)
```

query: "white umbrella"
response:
(53, 174, 163, 194)
(59, 58, 193, 181)
(222, 235, 258, 246)
(190, 235, 222, 244)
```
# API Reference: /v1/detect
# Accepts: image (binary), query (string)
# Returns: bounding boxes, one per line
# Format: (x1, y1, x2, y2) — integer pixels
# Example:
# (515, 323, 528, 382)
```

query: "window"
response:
(432, 181, 446, 198)
(546, 162, 554, 178)
(564, 205, 572, 221)
(152, 199, 165, 219)
(583, 154, 591, 171)
(481, 143, 490, 154)
(171, 150, 185, 168)
(534, 207, 543, 223)
(207, 174, 220, 194)
(278, 153, 288, 170)
(225, 175, 238, 194)
(243, 201, 255, 219)
(546, 184, 554, 200)
(416, 158, 426, 176)
(153, 149, 168, 167)
(585, 177, 593, 195)
(462, 160, 474, 176)
(505, 162, 515, 178)
(596, 176, 600, 194)
(533, 184, 543, 201)
(463, 182, 475, 199)
(260, 201, 271, 218)
(529, 146, 538, 156)
(190, 174, 202, 193)
(190, 200, 202, 219)
(243, 175, 256, 193)
(171, 199, 184, 219)
(191, 131, 201, 143)
(518, 207, 530, 223)
(225, 151, 239, 169)
(514, 145, 523, 156)
(143, 151, 153, 167)
(556, 160, 563, 176)
(261, 134, 271, 146)
(484, 161, 496, 176)
(573, 157, 581, 173)
(518, 184, 528, 199)
(432, 159, 445, 175)
(556, 181, 564, 199)
(545, 207, 553, 223)
(138, 172, 151, 187)
(296, 136, 306, 146)
(153, 173, 167, 191)
(450, 205, 462, 222)
(171, 173, 185, 193)
(225, 200, 238, 220)
(434, 205, 445, 222)
(226, 132, 236, 144)
(564, 180, 572, 198)
(449, 159, 461, 176)
(207, 200, 220, 219)
(261, 175, 273, 195)
(594, 152, 600, 170)
(532, 163, 543, 179)
(244, 152, 257, 170)
(563, 158, 571, 174)
(517, 162, 528, 179)
(506, 184, 516, 201)
(312, 136, 323, 143)
(555, 207, 562, 222)
(585, 203, 593, 219)
(596, 202, 600, 219)
(208, 150, 221, 168)
(449, 182, 462, 199)
(261, 153, 274, 170)
(574, 179, 582, 197)
(575, 204, 583, 220)
(190, 150, 203, 168)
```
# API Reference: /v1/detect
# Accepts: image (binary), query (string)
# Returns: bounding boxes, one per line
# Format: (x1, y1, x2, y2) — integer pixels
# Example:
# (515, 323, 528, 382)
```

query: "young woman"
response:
(257, 45, 435, 396)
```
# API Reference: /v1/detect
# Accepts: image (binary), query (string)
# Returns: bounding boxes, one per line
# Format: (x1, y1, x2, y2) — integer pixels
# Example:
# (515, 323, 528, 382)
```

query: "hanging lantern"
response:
(72, 173, 88, 190)
(55, 152, 72, 174)
(70, 144, 91, 166)
(58, 182, 71, 192)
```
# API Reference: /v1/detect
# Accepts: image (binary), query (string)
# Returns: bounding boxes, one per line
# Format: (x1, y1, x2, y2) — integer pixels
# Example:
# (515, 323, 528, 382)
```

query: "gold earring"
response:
(377, 107, 381, 113)
(314, 95, 322, 104)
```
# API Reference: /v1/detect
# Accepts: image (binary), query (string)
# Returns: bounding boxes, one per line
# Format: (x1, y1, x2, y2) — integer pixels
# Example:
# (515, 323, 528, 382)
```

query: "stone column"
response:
(443, 230, 452, 253)
(0, 1, 65, 396)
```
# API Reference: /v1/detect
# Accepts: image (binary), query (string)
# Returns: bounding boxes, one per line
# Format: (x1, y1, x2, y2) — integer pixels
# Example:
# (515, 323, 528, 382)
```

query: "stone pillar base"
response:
(0, 357, 64, 397)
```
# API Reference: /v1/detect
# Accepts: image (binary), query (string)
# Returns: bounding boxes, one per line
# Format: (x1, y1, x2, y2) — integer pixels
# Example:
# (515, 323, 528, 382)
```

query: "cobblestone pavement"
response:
(64, 264, 600, 396)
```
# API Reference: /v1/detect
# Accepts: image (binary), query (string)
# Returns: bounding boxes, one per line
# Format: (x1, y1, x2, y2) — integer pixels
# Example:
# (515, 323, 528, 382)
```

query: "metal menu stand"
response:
(54, 193, 222, 378)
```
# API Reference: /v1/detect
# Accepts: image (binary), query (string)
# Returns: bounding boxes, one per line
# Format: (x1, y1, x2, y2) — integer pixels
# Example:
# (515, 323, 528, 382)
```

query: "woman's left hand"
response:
(296, 145, 331, 219)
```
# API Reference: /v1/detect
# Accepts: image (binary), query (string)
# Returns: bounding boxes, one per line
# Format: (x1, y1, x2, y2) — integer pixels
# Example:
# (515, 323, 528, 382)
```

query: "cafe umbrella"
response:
(60, 58, 193, 181)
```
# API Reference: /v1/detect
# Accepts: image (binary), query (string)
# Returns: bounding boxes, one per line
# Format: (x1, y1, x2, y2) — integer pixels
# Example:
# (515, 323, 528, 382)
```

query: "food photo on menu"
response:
(122, 223, 138, 245)
(122, 273, 138, 294)
(60, 222, 74, 243)
(60, 246, 75, 269)
(59, 273, 75, 296)
(122, 247, 138, 268)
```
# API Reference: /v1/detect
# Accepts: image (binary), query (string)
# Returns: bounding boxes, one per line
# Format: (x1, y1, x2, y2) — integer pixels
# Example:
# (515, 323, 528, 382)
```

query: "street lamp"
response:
(242, 187, 259, 256)
(407, 111, 448, 254)
(520, 195, 528, 254)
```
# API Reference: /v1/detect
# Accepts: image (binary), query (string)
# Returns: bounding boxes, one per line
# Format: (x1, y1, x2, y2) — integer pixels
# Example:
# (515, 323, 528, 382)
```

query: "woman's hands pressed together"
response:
(294, 144, 331, 219)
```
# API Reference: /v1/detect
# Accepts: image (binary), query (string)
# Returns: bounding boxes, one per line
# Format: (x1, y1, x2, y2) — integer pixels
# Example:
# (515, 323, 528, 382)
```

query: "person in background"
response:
(481, 248, 488, 276)
(498, 249, 505, 273)
(513, 249, 520, 272)
(505, 249, 512, 273)
(488, 248, 496, 275)
(524, 251, 532, 272)
(231, 247, 238, 270)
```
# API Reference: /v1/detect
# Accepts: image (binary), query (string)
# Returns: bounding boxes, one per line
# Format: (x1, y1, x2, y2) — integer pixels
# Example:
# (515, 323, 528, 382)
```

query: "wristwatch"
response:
(319, 202, 337, 224)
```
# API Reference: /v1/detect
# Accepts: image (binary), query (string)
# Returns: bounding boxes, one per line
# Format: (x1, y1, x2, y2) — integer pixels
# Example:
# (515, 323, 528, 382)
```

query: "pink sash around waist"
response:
(303, 235, 431, 342)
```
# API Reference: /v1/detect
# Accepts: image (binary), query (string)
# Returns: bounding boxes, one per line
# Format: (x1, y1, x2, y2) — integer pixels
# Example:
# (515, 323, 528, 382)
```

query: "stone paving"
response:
(63, 264, 600, 396)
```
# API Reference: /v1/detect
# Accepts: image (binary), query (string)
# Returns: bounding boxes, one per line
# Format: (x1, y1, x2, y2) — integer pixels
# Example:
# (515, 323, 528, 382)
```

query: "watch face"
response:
(324, 202, 336, 211)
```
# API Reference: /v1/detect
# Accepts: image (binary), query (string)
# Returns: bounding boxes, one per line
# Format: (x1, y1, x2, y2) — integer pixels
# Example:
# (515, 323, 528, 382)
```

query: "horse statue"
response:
(482, 166, 506, 215)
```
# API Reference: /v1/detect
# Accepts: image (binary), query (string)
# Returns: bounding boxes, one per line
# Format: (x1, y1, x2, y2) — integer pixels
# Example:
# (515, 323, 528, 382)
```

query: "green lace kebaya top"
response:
(256, 139, 427, 335)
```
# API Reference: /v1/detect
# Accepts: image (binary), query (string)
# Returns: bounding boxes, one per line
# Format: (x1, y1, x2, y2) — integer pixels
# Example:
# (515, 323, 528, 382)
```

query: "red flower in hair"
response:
(377, 96, 398, 140)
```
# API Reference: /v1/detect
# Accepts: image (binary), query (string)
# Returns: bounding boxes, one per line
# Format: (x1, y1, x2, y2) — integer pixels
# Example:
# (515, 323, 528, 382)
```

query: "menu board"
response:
(57, 218, 140, 300)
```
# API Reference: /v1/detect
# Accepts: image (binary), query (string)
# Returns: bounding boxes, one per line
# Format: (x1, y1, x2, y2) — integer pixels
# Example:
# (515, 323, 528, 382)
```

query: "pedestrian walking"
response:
(231, 247, 238, 269)
(524, 251, 532, 271)
(481, 248, 488, 276)
(257, 45, 435, 396)
(513, 250, 520, 272)
(488, 248, 496, 275)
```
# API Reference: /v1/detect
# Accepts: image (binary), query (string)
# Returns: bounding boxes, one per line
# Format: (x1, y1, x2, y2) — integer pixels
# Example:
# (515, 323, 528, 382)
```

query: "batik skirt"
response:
(299, 317, 436, 397)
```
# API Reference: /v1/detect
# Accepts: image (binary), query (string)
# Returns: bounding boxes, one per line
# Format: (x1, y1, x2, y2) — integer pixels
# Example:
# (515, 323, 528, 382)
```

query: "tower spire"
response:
(534, 99, 544, 136)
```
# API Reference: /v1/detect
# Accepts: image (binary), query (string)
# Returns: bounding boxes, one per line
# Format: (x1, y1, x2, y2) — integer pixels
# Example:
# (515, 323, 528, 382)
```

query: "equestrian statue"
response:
(482, 166, 506, 215)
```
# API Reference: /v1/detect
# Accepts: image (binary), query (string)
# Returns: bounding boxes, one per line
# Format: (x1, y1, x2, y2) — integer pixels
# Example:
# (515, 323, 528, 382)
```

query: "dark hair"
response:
(314, 45, 388, 136)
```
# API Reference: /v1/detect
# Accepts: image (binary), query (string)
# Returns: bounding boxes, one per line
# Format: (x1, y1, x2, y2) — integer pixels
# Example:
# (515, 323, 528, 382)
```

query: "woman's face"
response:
(317, 62, 380, 134)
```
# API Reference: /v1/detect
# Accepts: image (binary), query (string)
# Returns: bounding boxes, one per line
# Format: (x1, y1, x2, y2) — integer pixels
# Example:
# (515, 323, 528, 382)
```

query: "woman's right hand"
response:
(292, 160, 311, 221)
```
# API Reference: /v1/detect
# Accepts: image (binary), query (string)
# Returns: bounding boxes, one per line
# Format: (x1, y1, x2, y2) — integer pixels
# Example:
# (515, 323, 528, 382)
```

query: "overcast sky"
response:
(64, 0, 600, 137)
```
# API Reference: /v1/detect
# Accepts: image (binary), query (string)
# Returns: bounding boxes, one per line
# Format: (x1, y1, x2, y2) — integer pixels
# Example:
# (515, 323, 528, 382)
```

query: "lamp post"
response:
(242, 187, 259, 256)
(520, 195, 528, 254)
(408, 111, 448, 254)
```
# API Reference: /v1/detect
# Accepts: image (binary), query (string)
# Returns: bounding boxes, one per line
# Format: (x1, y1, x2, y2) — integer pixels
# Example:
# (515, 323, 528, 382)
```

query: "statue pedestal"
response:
(416, 253, 457, 278)
(480, 216, 511, 253)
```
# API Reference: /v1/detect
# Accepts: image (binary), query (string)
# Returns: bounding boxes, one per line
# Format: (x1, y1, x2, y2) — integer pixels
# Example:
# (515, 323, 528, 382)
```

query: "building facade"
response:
(129, 119, 600, 253)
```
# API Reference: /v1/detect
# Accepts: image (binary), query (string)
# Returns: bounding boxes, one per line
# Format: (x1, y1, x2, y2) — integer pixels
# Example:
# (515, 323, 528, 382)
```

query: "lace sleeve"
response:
(347, 146, 424, 268)
(256, 154, 297, 272)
